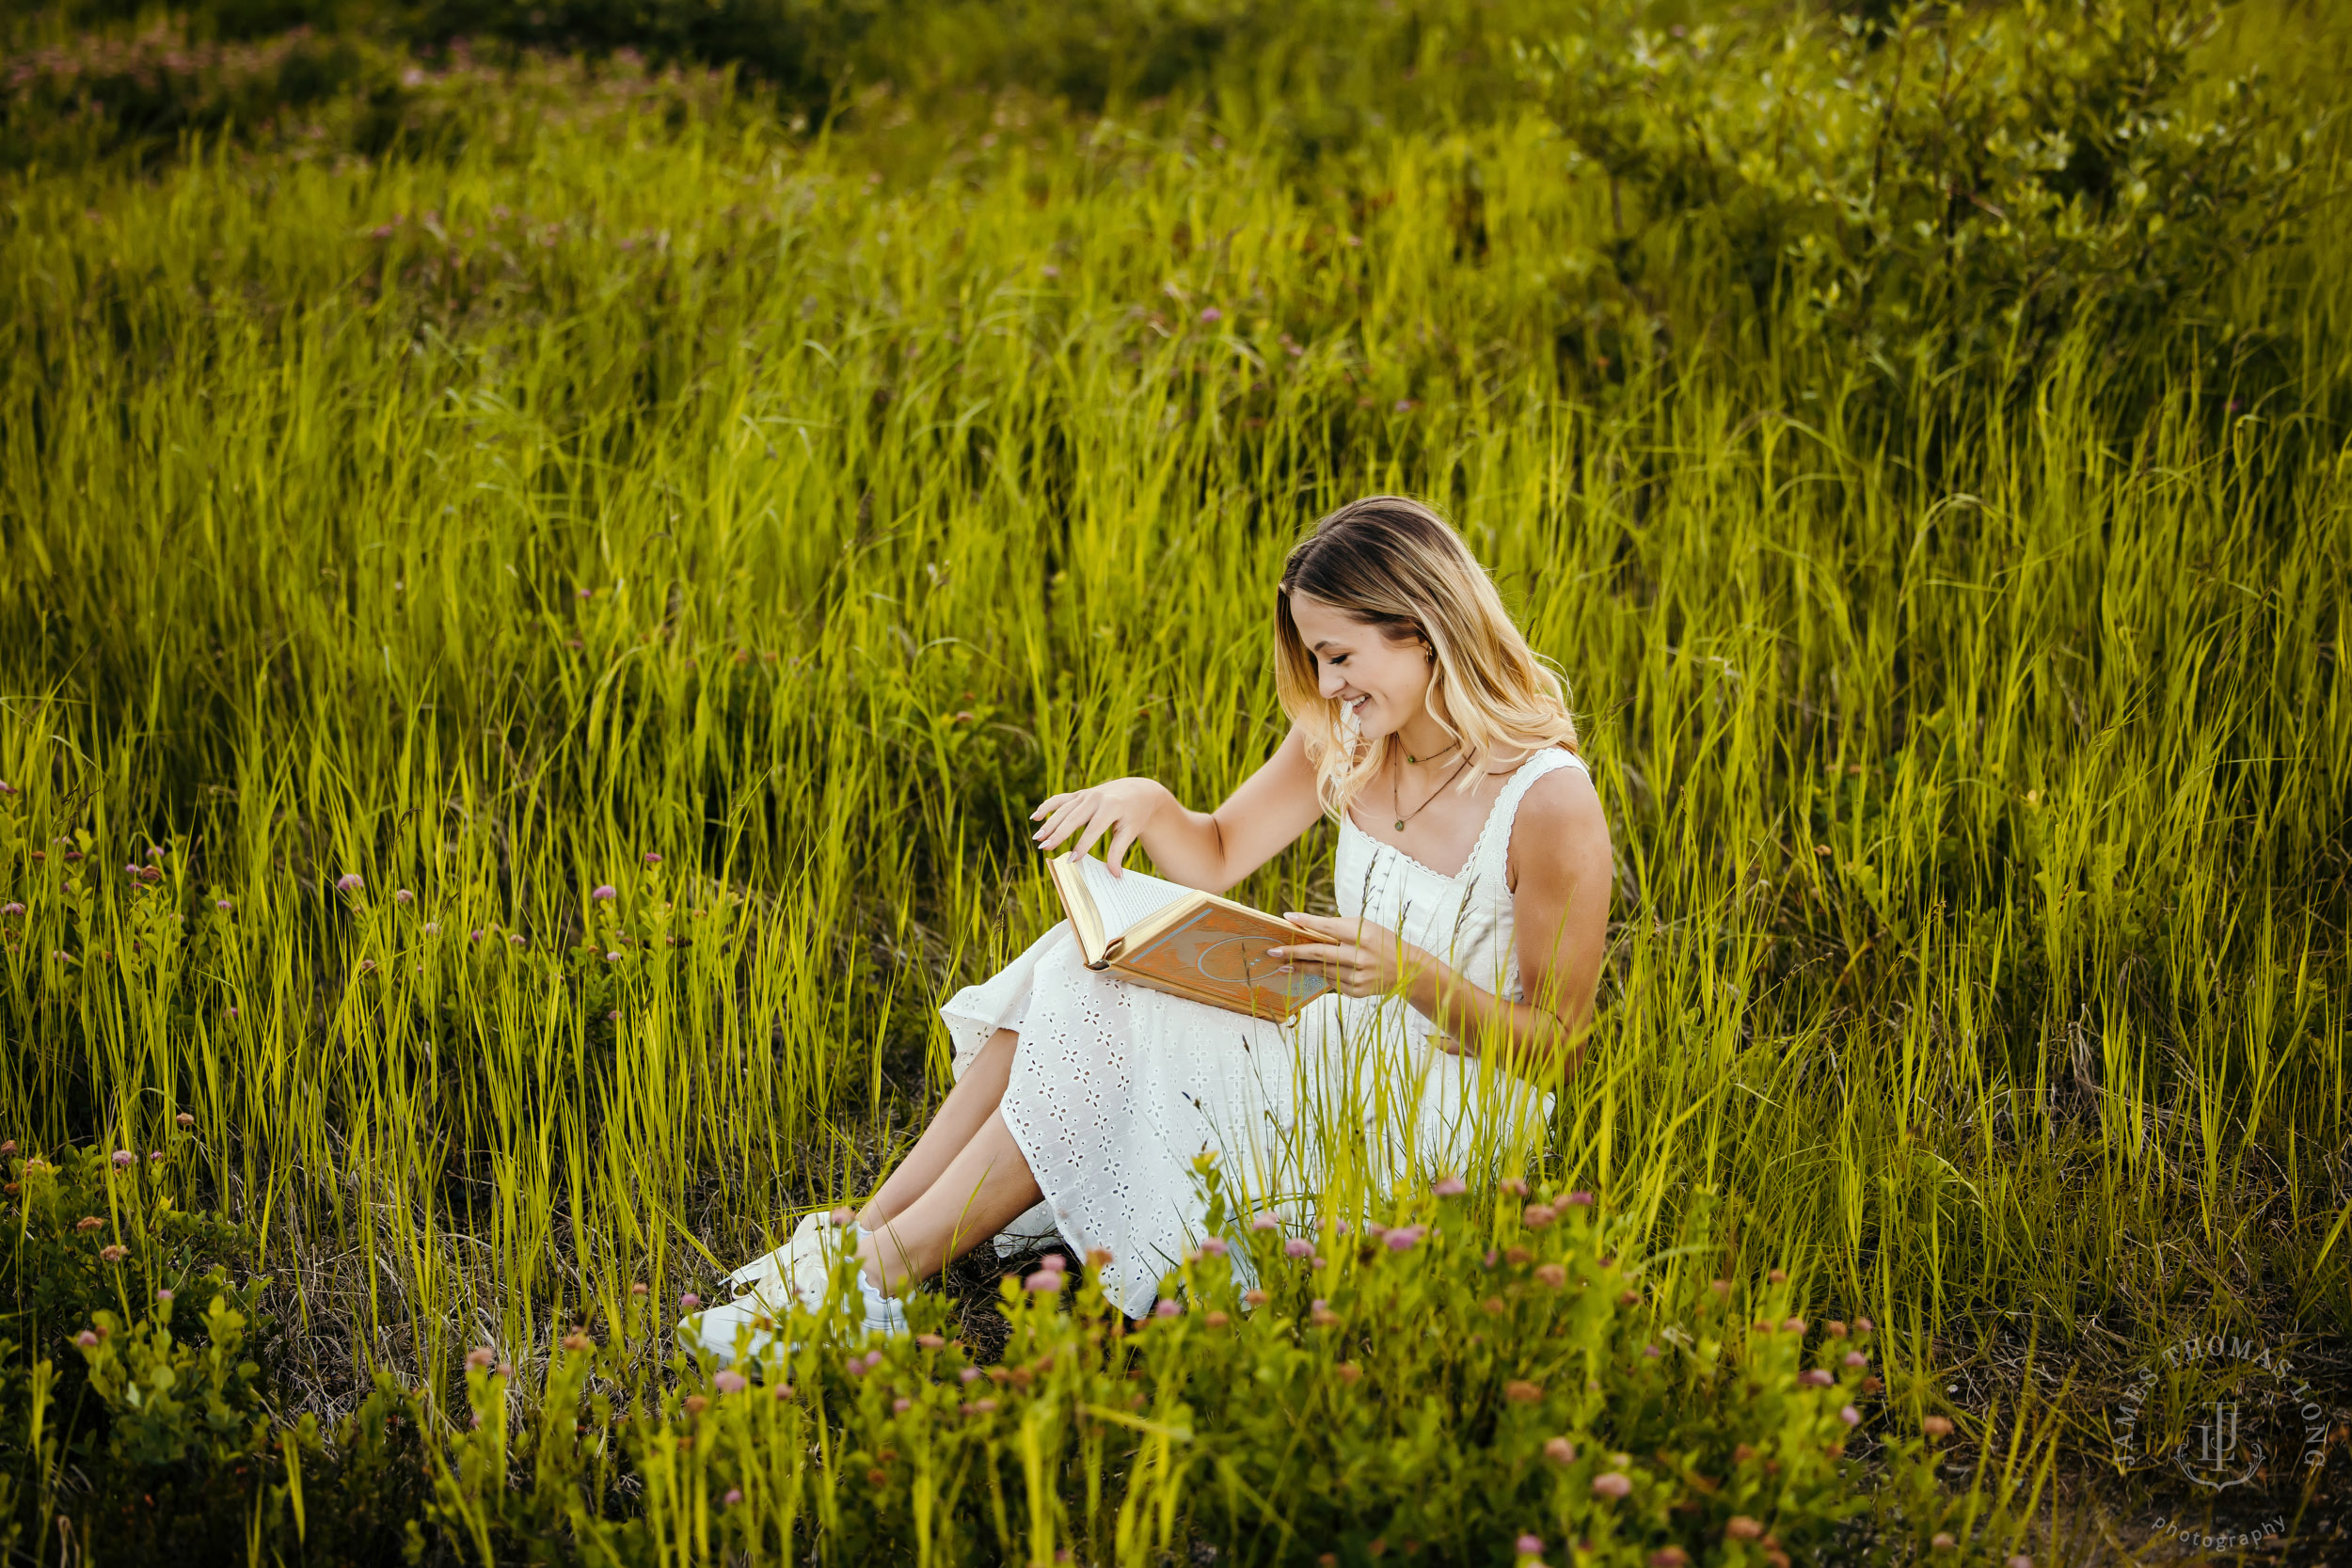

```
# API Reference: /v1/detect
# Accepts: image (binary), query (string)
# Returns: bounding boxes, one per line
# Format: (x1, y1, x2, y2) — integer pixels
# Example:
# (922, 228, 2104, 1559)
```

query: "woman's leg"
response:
(855, 1027, 1020, 1231)
(858, 1109, 1043, 1293)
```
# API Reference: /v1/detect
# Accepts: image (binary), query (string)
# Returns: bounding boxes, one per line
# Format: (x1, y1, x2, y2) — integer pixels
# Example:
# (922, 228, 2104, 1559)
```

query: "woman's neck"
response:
(1391, 712, 1456, 766)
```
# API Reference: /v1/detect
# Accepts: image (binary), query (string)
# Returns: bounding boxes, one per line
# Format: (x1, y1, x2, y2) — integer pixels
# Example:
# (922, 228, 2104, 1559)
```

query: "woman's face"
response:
(1288, 593, 1433, 741)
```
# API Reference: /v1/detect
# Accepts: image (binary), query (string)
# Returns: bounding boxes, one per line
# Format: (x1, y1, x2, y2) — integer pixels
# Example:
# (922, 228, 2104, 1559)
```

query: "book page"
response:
(1114, 901, 1333, 1021)
(1069, 853, 1195, 944)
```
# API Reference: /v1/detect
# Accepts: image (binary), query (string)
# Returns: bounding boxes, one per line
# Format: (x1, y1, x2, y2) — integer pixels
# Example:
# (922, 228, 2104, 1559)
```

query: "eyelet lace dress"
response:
(938, 747, 1585, 1317)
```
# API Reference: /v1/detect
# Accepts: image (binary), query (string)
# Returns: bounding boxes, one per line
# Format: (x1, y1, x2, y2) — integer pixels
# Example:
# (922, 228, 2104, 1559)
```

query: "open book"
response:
(1045, 852, 1333, 1022)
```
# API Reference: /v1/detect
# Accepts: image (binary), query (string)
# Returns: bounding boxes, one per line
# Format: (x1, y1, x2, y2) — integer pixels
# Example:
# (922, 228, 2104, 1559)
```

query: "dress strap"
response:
(1470, 748, 1585, 888)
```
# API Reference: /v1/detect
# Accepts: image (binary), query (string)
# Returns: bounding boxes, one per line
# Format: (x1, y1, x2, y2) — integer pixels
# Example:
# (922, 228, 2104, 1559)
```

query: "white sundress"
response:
(938, 747, 1586, 1317)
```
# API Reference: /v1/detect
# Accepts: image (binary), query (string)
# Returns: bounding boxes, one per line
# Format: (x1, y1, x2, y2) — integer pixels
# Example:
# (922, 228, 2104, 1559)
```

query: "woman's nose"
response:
(1318, 667, 1346, 698)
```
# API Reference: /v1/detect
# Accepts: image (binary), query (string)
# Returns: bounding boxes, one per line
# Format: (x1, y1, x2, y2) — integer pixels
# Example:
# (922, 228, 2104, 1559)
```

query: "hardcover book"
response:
(1045, 852, 1332, 1022)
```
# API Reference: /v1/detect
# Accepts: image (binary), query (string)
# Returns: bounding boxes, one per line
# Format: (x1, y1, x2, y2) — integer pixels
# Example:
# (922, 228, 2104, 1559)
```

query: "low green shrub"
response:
(1516, 0, 2325, 403)
(414, 1162, 1994, 1565)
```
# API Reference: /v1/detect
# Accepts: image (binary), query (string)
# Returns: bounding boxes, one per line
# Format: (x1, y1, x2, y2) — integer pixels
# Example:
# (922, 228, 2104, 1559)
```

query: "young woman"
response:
(683, 496, 1613, 1355)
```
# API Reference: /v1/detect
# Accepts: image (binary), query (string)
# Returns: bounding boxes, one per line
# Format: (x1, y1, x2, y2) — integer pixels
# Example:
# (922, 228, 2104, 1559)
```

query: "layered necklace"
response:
(1391, 739, 1469, 832)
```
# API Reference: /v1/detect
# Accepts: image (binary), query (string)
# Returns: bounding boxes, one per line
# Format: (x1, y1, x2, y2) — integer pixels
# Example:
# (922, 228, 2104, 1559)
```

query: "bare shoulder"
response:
(1506, 760, 1611, 887)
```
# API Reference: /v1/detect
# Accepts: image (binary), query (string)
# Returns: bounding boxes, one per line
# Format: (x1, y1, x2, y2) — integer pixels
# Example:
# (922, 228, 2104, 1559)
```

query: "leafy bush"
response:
(1517, 0, 2324, 398)
(412, 1164, 1988, 1565)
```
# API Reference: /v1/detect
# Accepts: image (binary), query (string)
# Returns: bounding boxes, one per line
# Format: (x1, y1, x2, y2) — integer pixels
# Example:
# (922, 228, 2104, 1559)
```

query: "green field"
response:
(1, 1, 2346, 1562)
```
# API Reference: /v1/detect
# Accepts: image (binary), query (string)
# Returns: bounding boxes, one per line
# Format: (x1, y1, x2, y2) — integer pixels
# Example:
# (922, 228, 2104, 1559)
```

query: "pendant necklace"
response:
(1404, 737, 1459, 766)
(1393, 752, 1472, 832)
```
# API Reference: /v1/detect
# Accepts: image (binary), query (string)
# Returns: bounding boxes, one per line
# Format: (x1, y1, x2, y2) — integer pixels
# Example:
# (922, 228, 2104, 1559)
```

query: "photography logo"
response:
(2111, 1332, 2329, 1554)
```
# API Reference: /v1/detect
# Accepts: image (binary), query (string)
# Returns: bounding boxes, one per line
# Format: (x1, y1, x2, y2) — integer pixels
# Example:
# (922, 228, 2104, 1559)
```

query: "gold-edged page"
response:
(1048, 852, 1110, 966)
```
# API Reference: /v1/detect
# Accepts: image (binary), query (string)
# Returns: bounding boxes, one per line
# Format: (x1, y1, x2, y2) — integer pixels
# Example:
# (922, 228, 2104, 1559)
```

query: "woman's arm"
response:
(1275, 766, 1613, 1083)
(1029, 724, 1327, 894)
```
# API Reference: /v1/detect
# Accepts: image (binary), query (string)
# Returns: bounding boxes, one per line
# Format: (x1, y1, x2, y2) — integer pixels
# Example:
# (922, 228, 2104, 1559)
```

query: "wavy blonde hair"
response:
(1275, 496, 1580, 816)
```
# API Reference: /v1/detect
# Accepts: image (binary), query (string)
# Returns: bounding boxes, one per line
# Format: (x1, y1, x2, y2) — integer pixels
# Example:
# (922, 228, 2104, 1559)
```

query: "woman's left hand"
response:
(1268, 914, 1428, 1000)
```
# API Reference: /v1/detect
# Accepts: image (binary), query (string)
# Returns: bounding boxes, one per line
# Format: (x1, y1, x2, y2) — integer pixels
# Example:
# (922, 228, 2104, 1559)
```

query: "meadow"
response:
(1, 0, 2347, 1561)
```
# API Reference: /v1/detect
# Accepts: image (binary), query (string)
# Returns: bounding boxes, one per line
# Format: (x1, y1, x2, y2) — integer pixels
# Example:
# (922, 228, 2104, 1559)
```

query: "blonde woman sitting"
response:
(684, 496, 1613, 1354)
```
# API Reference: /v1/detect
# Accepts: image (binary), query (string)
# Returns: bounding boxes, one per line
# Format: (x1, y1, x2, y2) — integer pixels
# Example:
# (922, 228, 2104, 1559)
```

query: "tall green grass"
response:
(1, 0, 2347, 1557)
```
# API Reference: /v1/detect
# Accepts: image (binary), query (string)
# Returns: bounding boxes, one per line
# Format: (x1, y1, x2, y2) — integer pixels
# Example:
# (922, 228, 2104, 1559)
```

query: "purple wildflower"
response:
(1152, 1297, 1181, 1319)
(1839, 1405, 1862, 1426)
(723, 1487, 743, 1505)
(680, 1292, 702, 1310)
(1249, 1213, 1279, 1231)
(714, 1370, 748, 1394)
(1283, 1238, 1312, 1259)
(591, 885, 617, 901)
(1591, 1472, 1631, 1498)
(643, 851, 662, 865)
(1433, 1174, 1467, 1196)
(110, 1149, 135, 1169)
(393, 888, 414, 905)
(1199, 307, 1222, 324)
(1199, 1237, 1229, 1257)
(1025, 1271, 1061, 1292)
(1517, 1537, 1544, 1557)
(335, 873, 364, 894)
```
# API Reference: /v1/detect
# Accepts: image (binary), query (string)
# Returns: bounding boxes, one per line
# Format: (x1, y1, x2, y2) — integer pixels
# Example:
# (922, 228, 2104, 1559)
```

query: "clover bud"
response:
(1564, 1191, 1593, 1207)
(466, 1347, 497, 1370)
(99, 1244, 127, 1262)
(1025, 1271, 1061, 1293)
(1931, 1534, 1956, 1552)
(1838, 1405, 1861, 1426)
(1515, 1536, 1543, 1557)
(960, 1366, 981, 1384)
(680, 1292, 702, 1310)
(1726, 1517, 1763, 1541)
(1590, 1472, 1631, 1498)
(1844, 1351, 1868, 1369)
(1543, 1436, 1576, 1465)
(1283, 1238, 1312, 1259)
(1800, 1370, 1834, 1387)
(591, 885, 616, 901)
(76, 1329, 100, 1350)
(1922, 1416, 1953, 1438)
(714, 1370, 748, 1394)
(336, 873, 364, 894)
(1199, 1237, 1229, 1257)
(393, 888, 414, 905)
(1248, 1213, 1279, 1231)
(643, 851, 662, 865)
(1432, 1174, 1467, 1196)
(175, 1113, 194, 1128)
(111, 1149, 135, 1169)
(1152, 1298, 1181, 1318)
(723, 1487, 742, 1505)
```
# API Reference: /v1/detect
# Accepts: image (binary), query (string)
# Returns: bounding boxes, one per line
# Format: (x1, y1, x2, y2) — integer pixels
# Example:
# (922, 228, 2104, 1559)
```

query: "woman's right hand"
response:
(1031, 778, 1173, 876)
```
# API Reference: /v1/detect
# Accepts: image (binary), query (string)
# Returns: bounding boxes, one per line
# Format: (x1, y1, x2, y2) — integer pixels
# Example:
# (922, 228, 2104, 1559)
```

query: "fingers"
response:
(1029, 793, 1072, 822)
(1071, 807, 1120, 863)
(1103, 821, 1136, 877)
(1031, 794, 1092, 850)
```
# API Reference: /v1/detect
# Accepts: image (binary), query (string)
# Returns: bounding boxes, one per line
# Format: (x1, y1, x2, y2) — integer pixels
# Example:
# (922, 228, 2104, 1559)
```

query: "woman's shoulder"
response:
(1504, 752, 1607, 879)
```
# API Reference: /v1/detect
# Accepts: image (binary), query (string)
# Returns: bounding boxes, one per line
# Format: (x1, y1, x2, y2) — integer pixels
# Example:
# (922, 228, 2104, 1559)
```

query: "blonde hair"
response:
(1274, 496, 1581, 816)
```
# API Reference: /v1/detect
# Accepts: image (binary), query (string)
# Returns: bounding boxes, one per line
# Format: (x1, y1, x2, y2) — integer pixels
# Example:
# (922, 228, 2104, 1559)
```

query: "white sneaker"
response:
(726, 1211, 844, 1305)
(676, 1212, 861, 1365)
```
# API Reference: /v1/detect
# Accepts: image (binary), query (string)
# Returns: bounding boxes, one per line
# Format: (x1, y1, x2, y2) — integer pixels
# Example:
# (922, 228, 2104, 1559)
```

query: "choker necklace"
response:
(1402, 737, 1459, 766)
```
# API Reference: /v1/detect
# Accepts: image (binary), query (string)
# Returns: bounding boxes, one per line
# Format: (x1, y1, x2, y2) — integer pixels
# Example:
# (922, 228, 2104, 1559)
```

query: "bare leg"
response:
(856, 1027, 1019, 1231)
(858, 1110, 1043, 1293)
